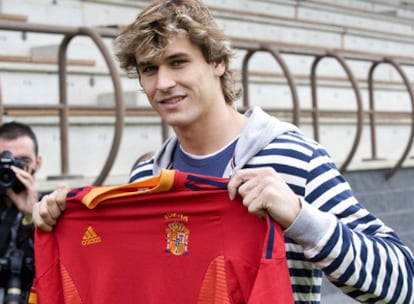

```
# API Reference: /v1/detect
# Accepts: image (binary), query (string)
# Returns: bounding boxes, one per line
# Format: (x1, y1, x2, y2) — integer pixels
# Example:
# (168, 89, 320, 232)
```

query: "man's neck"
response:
(174, 106, 247, 156)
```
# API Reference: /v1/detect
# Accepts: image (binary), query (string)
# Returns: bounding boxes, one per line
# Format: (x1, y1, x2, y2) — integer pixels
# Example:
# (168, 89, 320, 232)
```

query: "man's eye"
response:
(21, 157, 32, 167)
(141, 66, 157, 74)
(171, 60, 185, 67)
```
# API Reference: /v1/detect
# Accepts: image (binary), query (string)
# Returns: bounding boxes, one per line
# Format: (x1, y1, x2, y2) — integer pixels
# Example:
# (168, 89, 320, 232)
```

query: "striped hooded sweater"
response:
(130, 106, 414, 304)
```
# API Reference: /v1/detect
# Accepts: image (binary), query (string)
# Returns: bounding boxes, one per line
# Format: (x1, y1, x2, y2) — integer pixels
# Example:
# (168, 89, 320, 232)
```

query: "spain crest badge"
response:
(164, 213, 190, 256)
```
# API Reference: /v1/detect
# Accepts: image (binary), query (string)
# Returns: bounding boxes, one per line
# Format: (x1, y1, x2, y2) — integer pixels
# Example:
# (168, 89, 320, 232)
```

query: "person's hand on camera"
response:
(32, 183, 68, 232)
(6, 165, 39, 220)
(228, 167, 301, 228)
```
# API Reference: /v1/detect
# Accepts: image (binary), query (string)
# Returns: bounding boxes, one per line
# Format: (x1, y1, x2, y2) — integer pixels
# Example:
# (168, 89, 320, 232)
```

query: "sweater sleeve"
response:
(286, 146, 414, 303)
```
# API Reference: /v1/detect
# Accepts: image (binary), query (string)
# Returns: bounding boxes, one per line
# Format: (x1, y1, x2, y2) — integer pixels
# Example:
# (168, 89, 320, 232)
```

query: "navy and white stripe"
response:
(129, 132, 414, 303)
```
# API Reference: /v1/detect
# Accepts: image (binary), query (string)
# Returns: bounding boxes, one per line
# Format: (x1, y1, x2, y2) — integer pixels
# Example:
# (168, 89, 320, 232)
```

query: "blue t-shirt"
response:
(172, 138, 238, 177)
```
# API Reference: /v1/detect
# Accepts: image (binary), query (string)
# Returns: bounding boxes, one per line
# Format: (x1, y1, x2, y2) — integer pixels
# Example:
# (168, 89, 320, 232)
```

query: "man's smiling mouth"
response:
(160, 96, 185, 104)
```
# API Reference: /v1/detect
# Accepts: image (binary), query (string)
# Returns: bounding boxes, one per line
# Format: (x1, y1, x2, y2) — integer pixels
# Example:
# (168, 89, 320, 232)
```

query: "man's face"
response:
(136, 34, 225, 130)
(0, 136, 39, 175)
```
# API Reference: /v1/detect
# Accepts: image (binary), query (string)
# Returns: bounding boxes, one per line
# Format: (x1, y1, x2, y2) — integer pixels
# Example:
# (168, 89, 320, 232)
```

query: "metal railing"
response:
(1, 19, 413, 184)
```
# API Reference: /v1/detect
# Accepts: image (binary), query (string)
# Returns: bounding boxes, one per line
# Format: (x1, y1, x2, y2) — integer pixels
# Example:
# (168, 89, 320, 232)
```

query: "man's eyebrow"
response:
(165, 52, 189, 61)
(137, 52, 190, 67)
(136, 61, 151, 68)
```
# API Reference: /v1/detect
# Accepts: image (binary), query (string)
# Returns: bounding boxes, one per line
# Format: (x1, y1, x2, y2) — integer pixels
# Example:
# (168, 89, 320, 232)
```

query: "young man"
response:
(0, 121, 42, 302)
(32, 0, 414, 303)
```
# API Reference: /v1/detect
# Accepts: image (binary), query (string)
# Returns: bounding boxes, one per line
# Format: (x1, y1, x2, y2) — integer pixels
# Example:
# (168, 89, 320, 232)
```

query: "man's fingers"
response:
(228, 173, 245, 200)
(228, 168, 262, 200)
(55, 183, 69, 212)
(46, 198, 61, 221)
(32, 198, 56, 232)
(32, 183, 68, 232)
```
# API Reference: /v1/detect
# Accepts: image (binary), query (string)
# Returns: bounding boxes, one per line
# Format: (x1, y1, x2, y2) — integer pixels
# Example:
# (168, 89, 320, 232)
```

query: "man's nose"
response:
(155, 66, 176, 91)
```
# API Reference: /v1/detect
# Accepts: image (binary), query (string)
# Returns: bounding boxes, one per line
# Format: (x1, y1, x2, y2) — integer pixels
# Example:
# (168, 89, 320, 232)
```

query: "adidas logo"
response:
(81, 226, 102, 246)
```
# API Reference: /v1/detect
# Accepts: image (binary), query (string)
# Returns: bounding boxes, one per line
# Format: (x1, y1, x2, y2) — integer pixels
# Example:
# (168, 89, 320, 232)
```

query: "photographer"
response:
(0, 121, 42, 304)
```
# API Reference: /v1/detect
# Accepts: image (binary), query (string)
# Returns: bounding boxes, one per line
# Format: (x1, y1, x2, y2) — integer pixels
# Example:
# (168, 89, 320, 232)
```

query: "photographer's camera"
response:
(0, 151, 25, 196)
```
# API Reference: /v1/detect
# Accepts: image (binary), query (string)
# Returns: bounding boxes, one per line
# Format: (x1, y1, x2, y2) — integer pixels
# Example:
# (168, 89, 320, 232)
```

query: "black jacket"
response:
(0, 201, 35, 299)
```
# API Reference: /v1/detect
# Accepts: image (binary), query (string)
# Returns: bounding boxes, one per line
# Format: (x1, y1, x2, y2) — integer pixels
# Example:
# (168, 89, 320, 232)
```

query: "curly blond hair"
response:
(114, 0, 241, 104)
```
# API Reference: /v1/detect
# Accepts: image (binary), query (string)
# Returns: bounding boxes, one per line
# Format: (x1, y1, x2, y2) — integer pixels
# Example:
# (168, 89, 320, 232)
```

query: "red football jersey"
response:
(31, 169, 293, 303)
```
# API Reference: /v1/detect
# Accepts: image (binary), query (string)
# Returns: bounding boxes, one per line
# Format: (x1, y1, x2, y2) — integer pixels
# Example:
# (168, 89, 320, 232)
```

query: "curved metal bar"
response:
(265, 46, 300, 126)
(57, 33, 76, 177)
(310, 55, 324, 141)
(240, 46, 300, 125)
(326, 51, 364, 173)
(1, 19, 414, 180)
(382, 57, 414, 179)
(78, 27, 125, 186)
(57, 27, 125, 186)
(367, 61, 382, 160)
(310, 52, 364, 172)
(241, 49, 256, 109)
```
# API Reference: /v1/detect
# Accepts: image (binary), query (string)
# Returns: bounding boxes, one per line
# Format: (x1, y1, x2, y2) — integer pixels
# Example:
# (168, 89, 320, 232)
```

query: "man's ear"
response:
(34, 155, 42, 175)
(213, 59, 225, 77)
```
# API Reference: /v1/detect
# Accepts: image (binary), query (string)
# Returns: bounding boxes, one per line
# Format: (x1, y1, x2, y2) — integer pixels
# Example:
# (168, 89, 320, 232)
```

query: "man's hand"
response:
(228, 167, 301, 228)
(32, 183, 69, 232)
(7, 165, 39, 219)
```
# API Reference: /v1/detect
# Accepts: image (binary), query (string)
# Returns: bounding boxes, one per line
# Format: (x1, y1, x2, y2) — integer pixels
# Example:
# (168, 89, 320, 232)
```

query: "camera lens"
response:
(0, 151, 25, 195)
(0, 171, 12, 182)
(0, 169, 14, 187)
